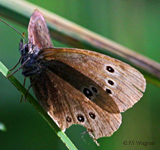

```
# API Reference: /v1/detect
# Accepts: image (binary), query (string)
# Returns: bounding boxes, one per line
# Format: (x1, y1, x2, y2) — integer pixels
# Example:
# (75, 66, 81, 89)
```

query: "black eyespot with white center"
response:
(106, 66, 114, 73)
(89, 112, 96, 119)
(83, 88, 93, 99)
(66, 116, 72, 122)
(77, 114, 85, 122)
(108, 80, 114, 85)
(91, 86, 98, 93)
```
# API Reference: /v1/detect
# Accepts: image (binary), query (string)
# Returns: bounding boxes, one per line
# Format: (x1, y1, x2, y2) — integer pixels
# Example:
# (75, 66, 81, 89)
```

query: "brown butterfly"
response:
(19, 10, 146, 142)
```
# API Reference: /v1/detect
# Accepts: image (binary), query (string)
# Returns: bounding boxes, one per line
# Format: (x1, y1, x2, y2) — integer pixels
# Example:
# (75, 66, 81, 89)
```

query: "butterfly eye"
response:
(77, 114, 85, 122)
(89, 112, 96, 119)
(106, 66, 114, 73)
(24, 45, 29, 53)
(20, 44, 29, 55)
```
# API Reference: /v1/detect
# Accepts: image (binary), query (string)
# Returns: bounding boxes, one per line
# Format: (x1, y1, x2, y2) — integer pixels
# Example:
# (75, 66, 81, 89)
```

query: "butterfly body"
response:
(20, 10, 146, 141)
(20, 40, 42, 76)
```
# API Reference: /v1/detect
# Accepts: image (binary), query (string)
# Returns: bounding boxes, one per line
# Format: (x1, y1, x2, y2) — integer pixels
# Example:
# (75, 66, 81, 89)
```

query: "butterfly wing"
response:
(28, 10, 53, 49)
(28, 10, 146, 140)
(40, 48, 146, 113)
(32, 47, 145, 139)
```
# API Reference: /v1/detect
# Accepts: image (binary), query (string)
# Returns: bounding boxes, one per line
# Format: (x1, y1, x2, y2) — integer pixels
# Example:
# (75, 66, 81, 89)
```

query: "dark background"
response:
(0, 1, 160, 150)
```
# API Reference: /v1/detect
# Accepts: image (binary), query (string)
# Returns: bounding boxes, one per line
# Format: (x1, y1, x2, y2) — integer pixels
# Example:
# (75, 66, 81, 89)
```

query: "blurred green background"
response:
(0, 1, 160, 150)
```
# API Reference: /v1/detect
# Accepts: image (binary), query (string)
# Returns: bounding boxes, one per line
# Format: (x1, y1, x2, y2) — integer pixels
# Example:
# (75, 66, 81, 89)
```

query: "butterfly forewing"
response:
(28, 10, 53, 50)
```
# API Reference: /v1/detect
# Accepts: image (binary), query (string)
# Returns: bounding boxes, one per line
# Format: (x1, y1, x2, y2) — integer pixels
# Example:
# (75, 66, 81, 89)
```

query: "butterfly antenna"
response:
(0, 18, 27, 43)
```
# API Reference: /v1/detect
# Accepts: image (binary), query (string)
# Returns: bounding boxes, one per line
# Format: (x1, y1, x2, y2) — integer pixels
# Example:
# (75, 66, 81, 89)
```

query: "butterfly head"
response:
(19, 39, 43, 77)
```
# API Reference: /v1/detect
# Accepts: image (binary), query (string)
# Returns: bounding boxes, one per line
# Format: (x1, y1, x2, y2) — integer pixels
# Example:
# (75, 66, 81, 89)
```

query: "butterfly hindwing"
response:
(31, 67, 121, 139)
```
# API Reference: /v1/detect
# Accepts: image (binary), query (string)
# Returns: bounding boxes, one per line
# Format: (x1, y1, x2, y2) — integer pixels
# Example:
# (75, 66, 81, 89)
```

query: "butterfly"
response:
(19, 10, 146, 142)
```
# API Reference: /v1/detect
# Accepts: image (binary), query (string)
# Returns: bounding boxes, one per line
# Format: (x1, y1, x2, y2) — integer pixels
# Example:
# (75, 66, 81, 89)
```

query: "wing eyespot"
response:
(108, 80, 114, 85)
(91, 86, 98, 93)
(106, 89, 112, 94)
(89, 112, 96, 119)
(77, 114, 85, 122)
(83, 88, 93, 99)
(66, 116, 72, 122)
(106, 66, 114, 73)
